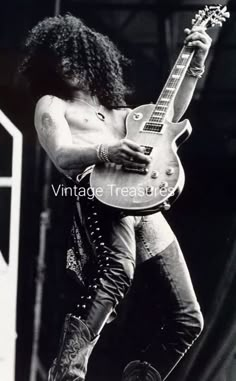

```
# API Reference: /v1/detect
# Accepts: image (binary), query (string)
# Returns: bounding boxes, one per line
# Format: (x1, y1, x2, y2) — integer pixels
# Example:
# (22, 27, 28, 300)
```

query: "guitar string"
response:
(150, 10, 224, 125)
(149, 15, 204, 126)
(149, 47, 194, 125)
(148, 67, 186, 125)
(149, 54, 193, 126)
(150, 66, 191, 121)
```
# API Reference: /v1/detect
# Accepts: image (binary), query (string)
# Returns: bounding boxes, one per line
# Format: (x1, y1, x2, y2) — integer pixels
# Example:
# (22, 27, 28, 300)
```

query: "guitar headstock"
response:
(192, 5, 230, 29)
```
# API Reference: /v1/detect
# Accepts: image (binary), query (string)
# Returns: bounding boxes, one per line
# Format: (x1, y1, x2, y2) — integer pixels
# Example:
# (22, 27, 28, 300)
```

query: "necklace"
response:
(76, 98, 105, 122)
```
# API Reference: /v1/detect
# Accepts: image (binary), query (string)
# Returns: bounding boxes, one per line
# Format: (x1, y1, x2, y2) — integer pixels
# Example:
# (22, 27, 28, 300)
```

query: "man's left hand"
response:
(184, 27, 212, 68)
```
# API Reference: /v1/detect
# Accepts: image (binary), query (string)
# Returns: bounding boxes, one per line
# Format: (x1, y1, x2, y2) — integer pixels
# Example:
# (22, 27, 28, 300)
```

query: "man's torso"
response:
(64, 100, 128, 147)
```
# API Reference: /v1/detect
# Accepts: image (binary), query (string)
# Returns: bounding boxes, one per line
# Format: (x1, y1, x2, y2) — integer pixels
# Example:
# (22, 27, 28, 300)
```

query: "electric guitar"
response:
(90, 5, 230, 215)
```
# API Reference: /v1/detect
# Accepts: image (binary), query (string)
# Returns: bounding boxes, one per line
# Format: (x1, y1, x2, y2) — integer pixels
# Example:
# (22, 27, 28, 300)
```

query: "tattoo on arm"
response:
(41, 112, 57, 138)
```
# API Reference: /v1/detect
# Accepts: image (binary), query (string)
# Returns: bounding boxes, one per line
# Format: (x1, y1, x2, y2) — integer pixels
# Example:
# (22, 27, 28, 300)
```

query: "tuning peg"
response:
(192, 5, 230, 31)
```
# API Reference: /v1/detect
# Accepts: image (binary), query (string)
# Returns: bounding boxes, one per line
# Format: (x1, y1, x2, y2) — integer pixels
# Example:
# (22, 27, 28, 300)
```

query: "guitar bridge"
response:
(123, 166, 148, 174)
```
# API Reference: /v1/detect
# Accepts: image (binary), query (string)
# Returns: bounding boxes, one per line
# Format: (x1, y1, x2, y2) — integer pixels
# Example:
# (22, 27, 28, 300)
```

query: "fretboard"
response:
(149, 45, 194, 125)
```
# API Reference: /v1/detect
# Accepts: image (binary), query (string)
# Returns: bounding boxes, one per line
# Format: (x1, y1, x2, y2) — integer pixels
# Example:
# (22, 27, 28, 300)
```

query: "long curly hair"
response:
(19, 14, 131, 108)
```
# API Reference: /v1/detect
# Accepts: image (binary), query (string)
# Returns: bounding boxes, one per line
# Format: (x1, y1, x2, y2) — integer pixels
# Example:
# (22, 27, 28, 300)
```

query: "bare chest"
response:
(65, 104, 128, 147)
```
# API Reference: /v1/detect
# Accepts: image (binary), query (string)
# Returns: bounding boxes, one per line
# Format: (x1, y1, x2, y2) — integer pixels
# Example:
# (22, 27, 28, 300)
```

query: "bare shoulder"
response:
(122, 107, 132, 115)
(116, 107, 132, 119)
(34, 95, 67, 136)
(35, 95, 66, 118)
(34, 95, 72, 150)
(124, 107, 132, 116)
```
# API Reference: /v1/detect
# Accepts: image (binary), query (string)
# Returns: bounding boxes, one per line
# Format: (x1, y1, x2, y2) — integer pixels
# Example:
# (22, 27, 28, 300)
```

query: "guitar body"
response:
(90, 6, 230, 214)
(90, 104, 192, 215)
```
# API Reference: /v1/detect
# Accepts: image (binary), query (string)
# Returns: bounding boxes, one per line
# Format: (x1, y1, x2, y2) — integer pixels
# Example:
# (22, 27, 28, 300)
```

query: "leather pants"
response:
(50, 174, 203, 380)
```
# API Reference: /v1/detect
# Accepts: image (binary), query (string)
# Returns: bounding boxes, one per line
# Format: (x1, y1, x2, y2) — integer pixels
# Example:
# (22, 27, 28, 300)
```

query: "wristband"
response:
(186, 65, 205, 79)
(96, 144, 111, 163)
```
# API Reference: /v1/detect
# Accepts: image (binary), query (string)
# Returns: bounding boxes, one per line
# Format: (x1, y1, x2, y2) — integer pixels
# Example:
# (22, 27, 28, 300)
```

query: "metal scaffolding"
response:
(0, 110, 22, 381)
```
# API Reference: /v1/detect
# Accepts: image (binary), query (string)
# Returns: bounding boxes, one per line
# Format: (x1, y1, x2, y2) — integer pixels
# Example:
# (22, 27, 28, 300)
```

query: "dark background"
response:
(1, 0, 236, 380)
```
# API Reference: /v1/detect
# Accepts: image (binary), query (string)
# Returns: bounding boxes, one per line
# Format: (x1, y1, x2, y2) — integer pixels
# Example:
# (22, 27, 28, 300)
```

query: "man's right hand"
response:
(108, 139, 151, 170)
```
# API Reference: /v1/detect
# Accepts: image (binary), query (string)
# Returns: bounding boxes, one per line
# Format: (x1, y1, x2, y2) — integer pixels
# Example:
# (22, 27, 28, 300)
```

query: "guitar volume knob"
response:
(159, 181, 168, 189)
(151, 170, 159, 179)
(146, 186, 153, 195)
(166, 167, 174, 175)
(133, 112, 143, 121)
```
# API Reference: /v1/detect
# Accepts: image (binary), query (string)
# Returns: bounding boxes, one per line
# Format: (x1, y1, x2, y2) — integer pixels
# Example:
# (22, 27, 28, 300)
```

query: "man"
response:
(20, 14, 211, 381)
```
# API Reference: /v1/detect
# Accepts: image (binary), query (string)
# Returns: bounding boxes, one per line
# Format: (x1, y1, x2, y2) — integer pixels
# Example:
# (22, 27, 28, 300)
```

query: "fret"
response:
(151, 113, 165, 117)
(181, 54, 190, 59)
(152, 114, 166, 118)
(153, 111, 166, 115)
(161, 92, 172, 98)
(150, 117, 165, 125)
(160, 98, 169, 102)
(160, 95, 171, 102)
(166, 87, 175, 92)
(149, 45, 194, 125)
(179, 56, 190, 60)
(150, 113, 165, 119)
(172, 74, 180, 79)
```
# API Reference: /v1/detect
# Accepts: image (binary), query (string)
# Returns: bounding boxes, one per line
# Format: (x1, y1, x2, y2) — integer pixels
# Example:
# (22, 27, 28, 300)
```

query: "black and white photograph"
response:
(0, 1, 236, 381)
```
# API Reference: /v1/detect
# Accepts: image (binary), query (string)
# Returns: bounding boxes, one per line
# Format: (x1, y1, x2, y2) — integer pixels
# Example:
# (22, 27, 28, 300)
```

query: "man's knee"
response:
(181, 308, 204, 346)
(191, 309, 204, 338)
(169, 307, 204, 357)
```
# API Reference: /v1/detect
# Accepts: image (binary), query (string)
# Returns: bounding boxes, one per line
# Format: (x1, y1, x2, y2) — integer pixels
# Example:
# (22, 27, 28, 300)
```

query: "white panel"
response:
(0, 110, 22, 381)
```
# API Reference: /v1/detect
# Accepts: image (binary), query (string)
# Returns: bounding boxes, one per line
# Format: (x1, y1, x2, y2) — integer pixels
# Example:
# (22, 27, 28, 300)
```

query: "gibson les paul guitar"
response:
(90, 5, 229, 215)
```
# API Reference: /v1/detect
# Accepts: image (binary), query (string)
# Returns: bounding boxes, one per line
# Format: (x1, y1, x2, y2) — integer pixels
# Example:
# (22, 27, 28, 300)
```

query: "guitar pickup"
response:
(140, 145, 153, 156)
(142, 122, 163, 133)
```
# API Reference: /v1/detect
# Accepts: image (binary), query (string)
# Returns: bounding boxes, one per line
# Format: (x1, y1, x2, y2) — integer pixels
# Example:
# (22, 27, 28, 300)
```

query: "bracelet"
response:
(186, 65, 205, 79)
(96, 144, 111, 163)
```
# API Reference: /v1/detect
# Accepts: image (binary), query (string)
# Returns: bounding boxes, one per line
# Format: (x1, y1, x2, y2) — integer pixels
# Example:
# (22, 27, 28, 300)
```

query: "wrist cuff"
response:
(96, 144, 111, 163)
(186, 65, 205, 79)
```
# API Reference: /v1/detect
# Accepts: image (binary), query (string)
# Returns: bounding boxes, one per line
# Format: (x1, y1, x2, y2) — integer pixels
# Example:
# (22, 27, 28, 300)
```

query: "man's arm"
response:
(34, 95, 101, 174)
(172, 26, 212, 122)
(35, 95, 150, 174)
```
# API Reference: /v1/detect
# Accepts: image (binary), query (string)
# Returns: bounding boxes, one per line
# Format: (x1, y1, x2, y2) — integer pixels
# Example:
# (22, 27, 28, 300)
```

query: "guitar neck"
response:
(151, 45, 195, 123)
(146, 4, 230, 126)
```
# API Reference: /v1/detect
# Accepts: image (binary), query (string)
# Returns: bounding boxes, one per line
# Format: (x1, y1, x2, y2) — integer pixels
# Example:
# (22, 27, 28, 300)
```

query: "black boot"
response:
(49, 179, 134, 380)
(121, 360, 162, 381)
(48, 284, 114, 381)
(48, 314, 99, 381)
